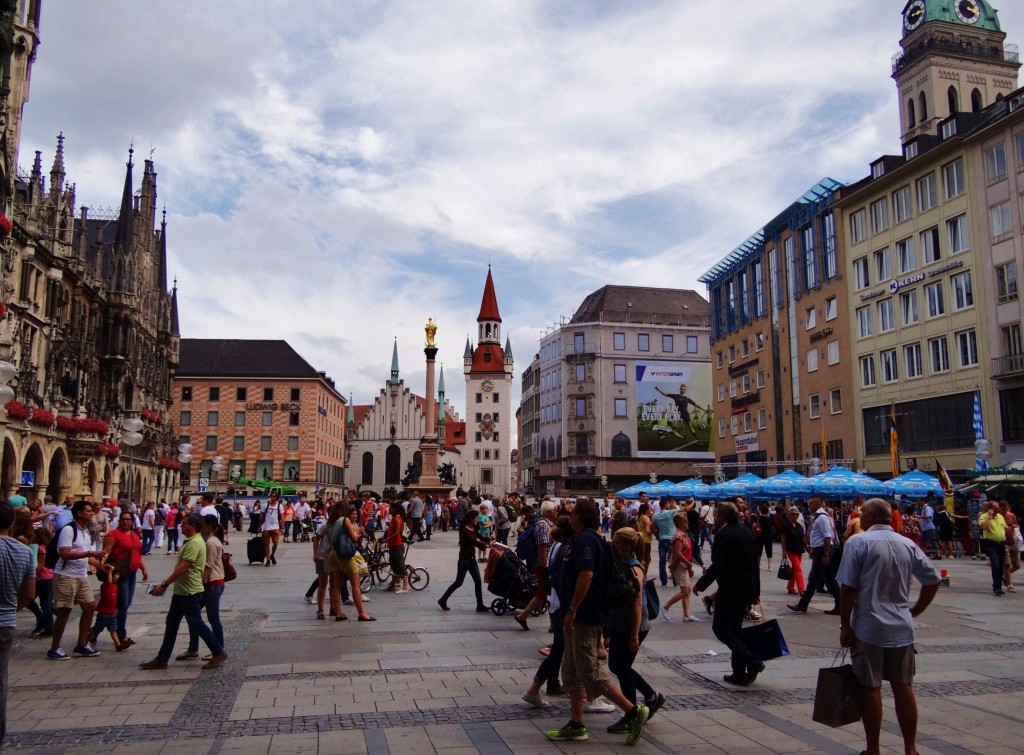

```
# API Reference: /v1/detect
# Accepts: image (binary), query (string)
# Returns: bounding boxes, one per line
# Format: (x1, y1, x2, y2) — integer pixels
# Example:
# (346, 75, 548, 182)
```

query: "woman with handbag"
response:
(101, 510, 149, 649)
(662, 513, 698, 622)
(438, 509, 492, 612)
(325, 501, 375, 622)
(780, 507, 806, 596)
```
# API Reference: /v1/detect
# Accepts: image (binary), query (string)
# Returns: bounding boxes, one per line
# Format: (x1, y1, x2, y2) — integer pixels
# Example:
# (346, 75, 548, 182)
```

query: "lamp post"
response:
(210, 455, 224, 496)
(0, 360, 16, 413)
(120, 417, 144, 504)
(230, 463, 241, 511)
(177, 443, 193, 501)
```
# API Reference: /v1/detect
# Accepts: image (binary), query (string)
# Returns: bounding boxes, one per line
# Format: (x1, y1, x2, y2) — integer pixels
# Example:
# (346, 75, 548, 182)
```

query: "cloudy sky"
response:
(20, 0, 1024, 416)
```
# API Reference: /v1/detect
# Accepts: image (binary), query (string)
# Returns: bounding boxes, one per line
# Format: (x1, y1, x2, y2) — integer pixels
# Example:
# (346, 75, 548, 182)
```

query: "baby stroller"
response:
(299, 518, 314, 543)
(486, 548, 548, 617)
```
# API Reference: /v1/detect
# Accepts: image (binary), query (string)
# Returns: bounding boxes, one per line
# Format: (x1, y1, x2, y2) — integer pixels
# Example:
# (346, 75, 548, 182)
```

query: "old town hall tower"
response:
(463, 269, 513, 494)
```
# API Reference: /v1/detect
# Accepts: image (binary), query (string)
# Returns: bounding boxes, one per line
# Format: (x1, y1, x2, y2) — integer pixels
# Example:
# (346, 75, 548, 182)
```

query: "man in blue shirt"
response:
(917, 494, 938, 556)
(651, 496, 678, 587)
(787, 497, 841, 615)
(838, 498, 940, 755)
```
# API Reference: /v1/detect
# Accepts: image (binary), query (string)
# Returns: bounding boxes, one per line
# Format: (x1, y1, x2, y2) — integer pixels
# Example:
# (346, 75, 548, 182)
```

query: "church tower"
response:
(895, 0, 1020, 143)
(464, 268, 513, 494)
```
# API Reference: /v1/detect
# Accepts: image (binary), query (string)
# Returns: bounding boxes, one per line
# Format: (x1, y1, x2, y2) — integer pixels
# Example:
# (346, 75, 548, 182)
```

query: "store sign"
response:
(245, 402, 301, 412)
(927, 260, 963, 277)
(808, 326, 833, 343)
(888, 272, 925, 294)
(735, 433, 759, 454)
(861, 260, 966, 302)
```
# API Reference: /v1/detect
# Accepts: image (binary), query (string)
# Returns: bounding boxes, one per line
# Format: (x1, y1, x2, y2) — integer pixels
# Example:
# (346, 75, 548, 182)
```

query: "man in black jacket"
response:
(694, 501, 763, 685)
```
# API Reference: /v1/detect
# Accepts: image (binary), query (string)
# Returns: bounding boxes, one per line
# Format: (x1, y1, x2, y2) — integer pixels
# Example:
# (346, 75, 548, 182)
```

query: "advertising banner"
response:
(735, 433, 759, 454)
(635, 361, 714, 459)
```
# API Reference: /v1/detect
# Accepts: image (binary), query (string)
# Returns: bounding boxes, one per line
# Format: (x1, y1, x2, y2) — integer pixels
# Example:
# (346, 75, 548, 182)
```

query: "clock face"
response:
(481, 380, 493, 392)
(904, 0, 925, 31)
(955, 0, 980, 24)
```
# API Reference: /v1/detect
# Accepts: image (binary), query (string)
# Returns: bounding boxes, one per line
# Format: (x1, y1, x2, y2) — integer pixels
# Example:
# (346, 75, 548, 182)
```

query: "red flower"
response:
(98, 442, 121, 458)
(57, 416, 112, 435)
(0, 302, 6, 319)
(28, 408, 56, 427)
(5, 401, 30, 420)
(0, 212, 11, 238)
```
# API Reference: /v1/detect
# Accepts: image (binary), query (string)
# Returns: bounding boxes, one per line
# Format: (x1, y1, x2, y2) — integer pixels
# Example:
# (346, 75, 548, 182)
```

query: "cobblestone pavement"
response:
(5, 531, 1024, 754)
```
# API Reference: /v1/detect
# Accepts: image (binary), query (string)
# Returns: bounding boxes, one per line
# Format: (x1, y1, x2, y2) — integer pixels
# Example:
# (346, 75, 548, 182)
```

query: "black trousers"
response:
(712, 598, 761, 674)
(440, 557, 484, 607)
(982, 539, 1006, 593)
(797, 547, 839, 609)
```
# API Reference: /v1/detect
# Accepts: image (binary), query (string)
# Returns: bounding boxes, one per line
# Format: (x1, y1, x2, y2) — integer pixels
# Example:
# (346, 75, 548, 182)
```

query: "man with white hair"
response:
(515, 500, 557, 630)
(838, 498, 940, 755)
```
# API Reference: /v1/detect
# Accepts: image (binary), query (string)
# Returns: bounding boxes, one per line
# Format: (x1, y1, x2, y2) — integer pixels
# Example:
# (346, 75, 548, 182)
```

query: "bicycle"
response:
(363, 540, 430, 592)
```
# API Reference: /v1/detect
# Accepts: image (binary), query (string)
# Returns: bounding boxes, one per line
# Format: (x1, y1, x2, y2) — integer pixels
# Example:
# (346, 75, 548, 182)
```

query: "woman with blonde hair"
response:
(662, 512, 698, 621)
(636, 503, 654, 575)
(325, 501, 375, 622)
(605, 527, 665, 732)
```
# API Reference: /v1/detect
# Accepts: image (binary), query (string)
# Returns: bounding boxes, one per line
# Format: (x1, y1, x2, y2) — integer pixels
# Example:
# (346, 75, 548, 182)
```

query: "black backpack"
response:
(44, 523, 74, 570)
(602, 538, 640, 604)
(515, 520, 540, 567)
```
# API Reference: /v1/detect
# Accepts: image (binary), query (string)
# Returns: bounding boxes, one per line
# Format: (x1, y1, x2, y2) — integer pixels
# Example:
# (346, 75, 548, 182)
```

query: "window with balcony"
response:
(929, 336, 949, 373)
(986, 143, 1007, 184)
(997, 262, 1018, 303)
(942, 157, 964, 198)
(916, 173, 937, 212)
(573, 333, 585, 353)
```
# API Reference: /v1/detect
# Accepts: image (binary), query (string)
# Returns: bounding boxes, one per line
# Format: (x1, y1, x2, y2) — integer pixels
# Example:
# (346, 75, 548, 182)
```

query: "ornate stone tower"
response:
(463, 268, 513, 494)
(894, 0, 1020, 143)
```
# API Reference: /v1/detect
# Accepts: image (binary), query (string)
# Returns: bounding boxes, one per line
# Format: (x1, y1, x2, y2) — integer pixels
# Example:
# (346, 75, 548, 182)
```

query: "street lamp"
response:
(177, 443, 193, 499)
(211, 455, 224, 495)
(121, 417, 144, 504)
(230, 463, 241, 510)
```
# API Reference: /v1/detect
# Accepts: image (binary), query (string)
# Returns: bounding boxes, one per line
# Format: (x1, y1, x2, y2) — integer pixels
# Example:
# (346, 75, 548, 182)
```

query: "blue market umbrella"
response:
(753, 470, 814, 500)
(616, 481, 657, 499)
(884, 470, 945, 499)
(710, 473, 764, 500)
(669, 478, 711, 500)
(810, 467, 890, 499)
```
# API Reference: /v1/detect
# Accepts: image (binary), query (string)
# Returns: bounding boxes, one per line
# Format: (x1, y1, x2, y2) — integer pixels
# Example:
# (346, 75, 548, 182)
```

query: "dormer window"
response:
(872, 160, 886, 179)
(941, 119, 957, 139)
(904, 142, 919, 160)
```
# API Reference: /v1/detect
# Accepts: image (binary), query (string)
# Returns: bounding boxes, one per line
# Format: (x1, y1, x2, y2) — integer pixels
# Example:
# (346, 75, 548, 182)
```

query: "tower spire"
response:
(49, 132, 65, 194)
(477, 267, 502, 322)
(114, 146, 135, 253)
(390, 339, 400, 385)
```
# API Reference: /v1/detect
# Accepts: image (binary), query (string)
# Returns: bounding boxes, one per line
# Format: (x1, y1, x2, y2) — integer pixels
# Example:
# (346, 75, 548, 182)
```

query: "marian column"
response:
(417, 318, 443, 488)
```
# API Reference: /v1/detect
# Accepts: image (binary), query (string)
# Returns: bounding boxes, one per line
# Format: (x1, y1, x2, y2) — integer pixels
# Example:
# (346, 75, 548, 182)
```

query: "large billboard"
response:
(635, 361, 714, 459)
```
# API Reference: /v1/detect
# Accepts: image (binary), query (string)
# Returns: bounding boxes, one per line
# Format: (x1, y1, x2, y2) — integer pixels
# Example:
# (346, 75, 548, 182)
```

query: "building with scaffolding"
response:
(699, 179, 856, 478)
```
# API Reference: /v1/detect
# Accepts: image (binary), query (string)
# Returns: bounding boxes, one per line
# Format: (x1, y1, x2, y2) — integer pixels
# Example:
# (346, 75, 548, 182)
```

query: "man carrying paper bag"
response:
(836, 498, 940, 755)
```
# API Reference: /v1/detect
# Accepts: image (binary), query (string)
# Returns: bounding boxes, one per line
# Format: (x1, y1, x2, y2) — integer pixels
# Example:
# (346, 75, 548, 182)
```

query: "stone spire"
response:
(390, 339, 400, 385)
(114, 146, 135, 254)
(49, 132, 65, 195)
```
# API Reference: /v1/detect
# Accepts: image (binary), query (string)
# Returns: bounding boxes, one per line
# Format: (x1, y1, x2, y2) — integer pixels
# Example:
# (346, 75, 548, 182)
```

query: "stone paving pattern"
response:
(5, 530, 1024, 754)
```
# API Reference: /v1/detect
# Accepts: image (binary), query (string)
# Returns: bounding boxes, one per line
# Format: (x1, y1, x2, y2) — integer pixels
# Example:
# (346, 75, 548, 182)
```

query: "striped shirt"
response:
(837, 524, 941, 647)
(0, 536, 35, 628)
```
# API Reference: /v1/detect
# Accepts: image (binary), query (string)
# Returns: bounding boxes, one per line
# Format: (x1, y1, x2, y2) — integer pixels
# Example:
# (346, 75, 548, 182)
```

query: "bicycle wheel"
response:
(375, 562, 392, 584)
(360, 572, 373, 593)
(407, 567, 430, 591)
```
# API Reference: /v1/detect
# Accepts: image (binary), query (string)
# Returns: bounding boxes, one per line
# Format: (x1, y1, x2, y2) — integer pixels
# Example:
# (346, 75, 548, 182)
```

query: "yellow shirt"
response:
(980, 511, 1007, 543)
(638, 515, 654, 543)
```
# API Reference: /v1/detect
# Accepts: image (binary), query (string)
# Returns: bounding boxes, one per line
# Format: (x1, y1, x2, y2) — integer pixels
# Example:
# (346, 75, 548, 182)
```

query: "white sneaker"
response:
(584, 698, 616, 714)
(661, 610, 673, 622)
(682, 615, 700, 622)
(522, 692, 549, 709)
(395, 588, 409, 594)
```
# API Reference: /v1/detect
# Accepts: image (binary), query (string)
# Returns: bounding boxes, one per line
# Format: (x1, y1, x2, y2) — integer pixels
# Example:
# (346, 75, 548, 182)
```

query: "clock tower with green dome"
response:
(894, 0, 1020, 143)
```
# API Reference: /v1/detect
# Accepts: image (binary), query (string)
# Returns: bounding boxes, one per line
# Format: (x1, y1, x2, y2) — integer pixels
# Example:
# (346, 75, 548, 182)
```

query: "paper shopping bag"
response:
(740, 618, 790, 662)
(811, 664, 862, 727)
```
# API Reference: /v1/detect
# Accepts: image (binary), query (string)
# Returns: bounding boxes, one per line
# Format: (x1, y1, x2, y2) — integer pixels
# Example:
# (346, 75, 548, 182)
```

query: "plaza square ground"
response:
(5, 529, 1024, 754)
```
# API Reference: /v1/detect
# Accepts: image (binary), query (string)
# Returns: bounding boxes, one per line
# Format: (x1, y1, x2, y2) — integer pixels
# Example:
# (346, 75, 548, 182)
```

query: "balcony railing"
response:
(892, 39, 1018, 75)
(566, 455, 598, 477)
(992, 354, 1024, 379)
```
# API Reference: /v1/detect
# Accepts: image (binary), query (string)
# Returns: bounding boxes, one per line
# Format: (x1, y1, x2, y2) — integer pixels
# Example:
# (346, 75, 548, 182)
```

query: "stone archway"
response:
(103, 462, 113, 499)
(117, 467, 128, 501)
(1, 437, 17, 498)
(21, 443, 45, 500)
(87, 460, 98, 499)
(134, 468, 143, 503)
(47, 447, 68, 501)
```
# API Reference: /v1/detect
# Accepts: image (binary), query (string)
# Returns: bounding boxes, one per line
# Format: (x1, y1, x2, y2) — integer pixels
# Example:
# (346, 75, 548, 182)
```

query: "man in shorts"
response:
(838, 498, 941, 755)
(49, 501, 105, 660)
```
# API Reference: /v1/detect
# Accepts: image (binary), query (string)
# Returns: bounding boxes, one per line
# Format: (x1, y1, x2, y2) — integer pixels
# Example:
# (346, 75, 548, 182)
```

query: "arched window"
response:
(907, 98, 916, 128)
(971, 88, 983, 112)
(361, 451, 374, 485)
(948, 85, 959, 115)
(539, 438, 547, 461)
(555, 435, 562, 459)
(919, 92, 928, 122)
(385, 445, 401, 484)
(611, 432, 631, 459)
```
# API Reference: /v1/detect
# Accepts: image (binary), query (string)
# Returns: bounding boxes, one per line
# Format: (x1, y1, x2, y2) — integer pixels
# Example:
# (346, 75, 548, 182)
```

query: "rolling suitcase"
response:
(247, 535, 266, 564)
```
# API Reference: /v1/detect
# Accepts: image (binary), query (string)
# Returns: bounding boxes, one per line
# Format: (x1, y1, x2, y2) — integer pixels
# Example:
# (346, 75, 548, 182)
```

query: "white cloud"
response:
(19, 0, 1024, 423)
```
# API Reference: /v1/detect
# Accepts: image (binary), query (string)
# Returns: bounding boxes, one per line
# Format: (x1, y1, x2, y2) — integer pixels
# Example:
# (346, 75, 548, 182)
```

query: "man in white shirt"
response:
(198, 492, 219, 519)
(838, 498, 940, 755)
(49, 501, 105, 660)
(141, 502, 157, 555)
(261, 494, 282, 566)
